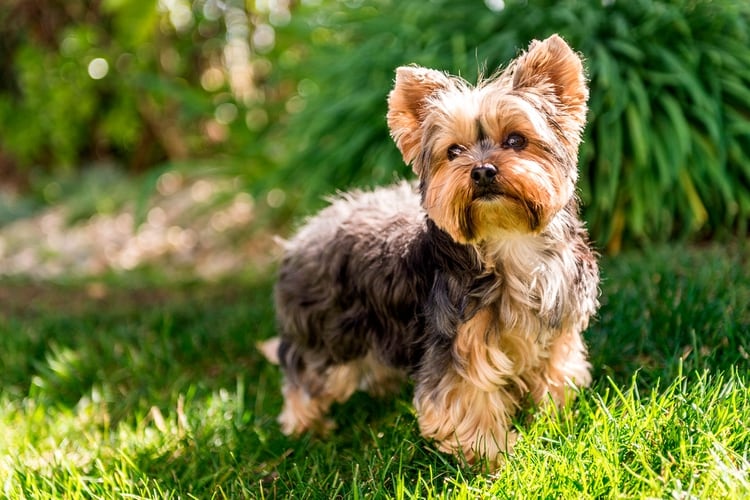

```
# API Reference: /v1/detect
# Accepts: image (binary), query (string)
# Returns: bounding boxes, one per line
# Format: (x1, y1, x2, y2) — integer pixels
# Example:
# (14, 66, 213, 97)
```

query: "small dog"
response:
(260, 34, 599, 468)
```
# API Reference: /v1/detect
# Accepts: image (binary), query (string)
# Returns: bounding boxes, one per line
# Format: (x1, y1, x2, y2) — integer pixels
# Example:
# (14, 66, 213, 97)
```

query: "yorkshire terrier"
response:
(260, 34, 599, 468)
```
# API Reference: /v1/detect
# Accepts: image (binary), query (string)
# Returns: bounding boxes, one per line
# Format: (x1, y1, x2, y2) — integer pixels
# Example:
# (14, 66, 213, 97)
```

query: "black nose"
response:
(471, 164, 497, 187)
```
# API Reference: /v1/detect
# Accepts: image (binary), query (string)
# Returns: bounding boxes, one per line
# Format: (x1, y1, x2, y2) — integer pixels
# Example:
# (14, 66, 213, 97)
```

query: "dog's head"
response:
(387, 35, 588, 244)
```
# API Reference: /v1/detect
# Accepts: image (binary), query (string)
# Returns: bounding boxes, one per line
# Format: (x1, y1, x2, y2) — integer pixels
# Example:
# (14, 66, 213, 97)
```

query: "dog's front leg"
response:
(413, 367, 518, 469)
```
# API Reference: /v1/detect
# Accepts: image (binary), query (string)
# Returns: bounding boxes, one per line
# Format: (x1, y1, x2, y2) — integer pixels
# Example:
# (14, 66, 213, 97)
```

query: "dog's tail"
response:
(257, 337, 281, 365)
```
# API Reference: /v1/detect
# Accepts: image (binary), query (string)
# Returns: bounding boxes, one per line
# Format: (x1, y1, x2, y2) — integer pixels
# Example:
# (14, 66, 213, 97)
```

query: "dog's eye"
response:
(447, 144, 465, 161)
(503, 133, 527, 150)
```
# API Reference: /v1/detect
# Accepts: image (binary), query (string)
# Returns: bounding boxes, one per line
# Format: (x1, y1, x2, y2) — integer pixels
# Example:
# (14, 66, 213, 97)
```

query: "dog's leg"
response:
(259, 337, 341, 434)
(277, 350, 406, 435)
(413, 308, 536, 468)
(276, 359, 362, 435)
(277, 378, 333, 435)
(531, 328, 591, 408)
(356, 351, 406, 397)
(413, 369, 518, 469)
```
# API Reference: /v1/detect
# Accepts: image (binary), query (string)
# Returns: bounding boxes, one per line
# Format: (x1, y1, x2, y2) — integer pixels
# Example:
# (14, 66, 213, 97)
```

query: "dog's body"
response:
(263, 35, 599, 467)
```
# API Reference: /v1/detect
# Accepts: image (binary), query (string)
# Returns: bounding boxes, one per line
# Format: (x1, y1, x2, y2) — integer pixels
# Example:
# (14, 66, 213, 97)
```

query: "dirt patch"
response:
(0, 168, 283, 281)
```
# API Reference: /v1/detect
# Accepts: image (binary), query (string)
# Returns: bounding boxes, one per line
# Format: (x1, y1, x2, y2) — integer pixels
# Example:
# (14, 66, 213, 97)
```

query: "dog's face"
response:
(387, 35, 588, 244)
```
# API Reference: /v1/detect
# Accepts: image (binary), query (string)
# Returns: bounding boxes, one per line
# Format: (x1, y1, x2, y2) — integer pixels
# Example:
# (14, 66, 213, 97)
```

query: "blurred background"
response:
(1, 0, 749, 280)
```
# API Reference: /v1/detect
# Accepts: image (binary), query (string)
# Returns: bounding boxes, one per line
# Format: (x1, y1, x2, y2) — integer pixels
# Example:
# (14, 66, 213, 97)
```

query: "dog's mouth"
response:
(472, 185, 521, 204)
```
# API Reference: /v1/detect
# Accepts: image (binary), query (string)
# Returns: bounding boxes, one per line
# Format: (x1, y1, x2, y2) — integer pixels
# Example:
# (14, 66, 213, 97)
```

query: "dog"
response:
(260, 34, 599, 468)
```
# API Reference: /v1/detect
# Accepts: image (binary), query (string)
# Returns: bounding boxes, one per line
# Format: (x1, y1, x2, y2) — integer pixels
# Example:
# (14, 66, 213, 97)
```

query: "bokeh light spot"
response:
(88, 58, 109, 80)
(266, 188, 286, 208)
(215, 102, 238, 124)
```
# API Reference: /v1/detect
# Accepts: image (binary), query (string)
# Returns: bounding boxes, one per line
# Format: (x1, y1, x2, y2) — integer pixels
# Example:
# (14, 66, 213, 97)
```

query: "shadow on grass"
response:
(0, 276, 276, 412)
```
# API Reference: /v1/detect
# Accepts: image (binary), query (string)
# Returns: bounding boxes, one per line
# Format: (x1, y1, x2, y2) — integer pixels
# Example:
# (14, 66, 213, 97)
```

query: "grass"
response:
(1, 241, 749, 498)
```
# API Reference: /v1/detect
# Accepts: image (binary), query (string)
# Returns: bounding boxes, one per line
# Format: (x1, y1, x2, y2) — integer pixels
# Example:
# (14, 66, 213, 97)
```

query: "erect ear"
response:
(511, 35, 588, 129)
(387, 66, 451, 171)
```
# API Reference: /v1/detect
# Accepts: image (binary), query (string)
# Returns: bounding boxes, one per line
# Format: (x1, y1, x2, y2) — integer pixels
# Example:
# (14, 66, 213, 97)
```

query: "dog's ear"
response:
(387, 66, 451, 171)
(511, 35, 588, 129)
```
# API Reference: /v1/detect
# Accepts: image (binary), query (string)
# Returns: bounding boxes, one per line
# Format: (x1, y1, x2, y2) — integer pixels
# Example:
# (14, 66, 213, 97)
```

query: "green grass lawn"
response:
(1, 242, 749, 499)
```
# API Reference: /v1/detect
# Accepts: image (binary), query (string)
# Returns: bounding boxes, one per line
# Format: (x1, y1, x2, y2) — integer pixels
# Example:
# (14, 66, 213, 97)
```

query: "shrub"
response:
(270, 0, 750, 251)
(0, 0, 290, 174)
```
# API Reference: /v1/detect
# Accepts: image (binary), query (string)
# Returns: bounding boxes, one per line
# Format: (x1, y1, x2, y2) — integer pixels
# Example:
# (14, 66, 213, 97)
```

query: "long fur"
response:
(265, 34, 599, 469)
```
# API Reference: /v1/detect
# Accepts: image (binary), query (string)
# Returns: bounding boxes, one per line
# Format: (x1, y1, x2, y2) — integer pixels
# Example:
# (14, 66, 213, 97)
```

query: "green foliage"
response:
(1, 242, 749, 497)
(0, 1, 146, 169)
(0, 0, 284, 172)
(0, 42, 97, 167)
(271, 0, 750, 250)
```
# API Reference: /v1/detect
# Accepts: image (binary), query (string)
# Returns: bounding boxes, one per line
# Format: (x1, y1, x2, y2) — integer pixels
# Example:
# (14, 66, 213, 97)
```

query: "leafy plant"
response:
(0, 0, 290, 173)
(269, 0, 750, 251)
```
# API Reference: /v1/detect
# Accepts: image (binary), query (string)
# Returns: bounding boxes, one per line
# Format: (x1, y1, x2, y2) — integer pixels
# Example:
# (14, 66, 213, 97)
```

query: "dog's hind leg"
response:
(355, 351, 406, 397)
(274, 340, 362, 435)
(275, 347, 405, 435)
(277, 369, 357, 435)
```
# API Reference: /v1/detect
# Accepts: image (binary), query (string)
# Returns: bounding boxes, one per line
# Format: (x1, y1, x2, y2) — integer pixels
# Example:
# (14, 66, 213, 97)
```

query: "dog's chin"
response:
(469, 193, 542, 240)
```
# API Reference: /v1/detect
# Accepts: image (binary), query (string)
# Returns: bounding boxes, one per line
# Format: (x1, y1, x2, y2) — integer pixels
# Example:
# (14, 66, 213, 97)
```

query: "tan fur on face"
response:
(388, 36, 587, 243)
(421, 100, 567, 242)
